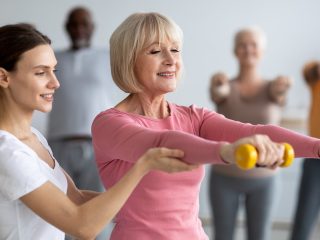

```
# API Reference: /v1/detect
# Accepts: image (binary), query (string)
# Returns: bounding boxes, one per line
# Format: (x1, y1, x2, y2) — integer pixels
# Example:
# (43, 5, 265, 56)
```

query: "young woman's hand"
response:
(137, 148, 199, 174)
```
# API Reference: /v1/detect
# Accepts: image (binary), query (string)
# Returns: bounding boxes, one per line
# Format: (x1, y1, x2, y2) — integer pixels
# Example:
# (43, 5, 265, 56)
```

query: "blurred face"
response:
(134, 39, 182, 95)
(66, 9, 94, 49)
(234, 31, 263, 67)
(6, 45, 59, 113)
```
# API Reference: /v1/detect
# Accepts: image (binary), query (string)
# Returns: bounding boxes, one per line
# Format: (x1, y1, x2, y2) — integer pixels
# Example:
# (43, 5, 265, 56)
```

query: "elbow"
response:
(71, 227, 99, 240)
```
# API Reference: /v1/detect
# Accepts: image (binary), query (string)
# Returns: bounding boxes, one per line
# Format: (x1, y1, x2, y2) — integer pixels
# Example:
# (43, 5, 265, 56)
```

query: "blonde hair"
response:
(234, 26, 267, 51)
(109, 12, 183, 93)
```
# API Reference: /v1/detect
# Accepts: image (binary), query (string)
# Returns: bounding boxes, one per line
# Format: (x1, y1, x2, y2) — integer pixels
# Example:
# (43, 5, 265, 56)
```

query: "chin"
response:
(39, 106, 52, 113)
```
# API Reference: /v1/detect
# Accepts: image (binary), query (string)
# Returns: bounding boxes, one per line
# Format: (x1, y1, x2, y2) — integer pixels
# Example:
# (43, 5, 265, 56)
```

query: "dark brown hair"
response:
(0, 23, 51, 120)
(0, 23, 51, 71)
(302, 60, 320, 85)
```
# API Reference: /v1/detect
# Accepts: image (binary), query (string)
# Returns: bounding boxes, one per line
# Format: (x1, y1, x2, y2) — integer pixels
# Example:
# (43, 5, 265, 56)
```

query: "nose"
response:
(48, 73, 60, 90)
(163, 50, 176, 65)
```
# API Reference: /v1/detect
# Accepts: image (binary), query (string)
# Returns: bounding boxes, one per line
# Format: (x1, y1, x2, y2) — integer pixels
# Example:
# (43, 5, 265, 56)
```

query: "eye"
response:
(35, 72, 45, 76)
(150, 50, 161, 54)
(171, 48, 180, 53)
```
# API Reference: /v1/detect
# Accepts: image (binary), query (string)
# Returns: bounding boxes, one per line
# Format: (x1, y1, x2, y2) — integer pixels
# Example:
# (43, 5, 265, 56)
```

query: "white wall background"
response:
(2, 0, 320, 225)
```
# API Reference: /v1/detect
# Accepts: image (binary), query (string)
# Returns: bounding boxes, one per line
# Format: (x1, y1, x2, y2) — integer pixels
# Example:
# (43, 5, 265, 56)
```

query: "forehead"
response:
(17, 45, 57, 69)
(141, 20, 182, 47)
(68, 9, 92, 24)
(237, 31, 260, 42)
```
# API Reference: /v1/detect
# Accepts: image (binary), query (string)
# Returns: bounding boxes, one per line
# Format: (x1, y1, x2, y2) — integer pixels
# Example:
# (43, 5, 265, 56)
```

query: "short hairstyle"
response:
(110, 12, 183, 93)
(234, 26, 267, 51)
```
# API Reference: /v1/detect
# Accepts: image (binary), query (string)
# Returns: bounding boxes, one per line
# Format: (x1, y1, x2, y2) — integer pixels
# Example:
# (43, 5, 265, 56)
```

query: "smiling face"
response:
(134, 39, 182, 95)
(5, 44, 59, 114)
(234, 30, 265, 68)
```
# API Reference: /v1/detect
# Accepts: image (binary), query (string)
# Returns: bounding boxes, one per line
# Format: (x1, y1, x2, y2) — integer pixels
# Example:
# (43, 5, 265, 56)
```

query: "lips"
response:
(157, 72, 175, 77)
(40, 93, 54, 101)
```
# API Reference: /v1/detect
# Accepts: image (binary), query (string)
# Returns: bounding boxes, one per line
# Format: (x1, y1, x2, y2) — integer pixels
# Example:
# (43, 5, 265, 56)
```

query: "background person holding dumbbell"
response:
(208, 26, 291, 240)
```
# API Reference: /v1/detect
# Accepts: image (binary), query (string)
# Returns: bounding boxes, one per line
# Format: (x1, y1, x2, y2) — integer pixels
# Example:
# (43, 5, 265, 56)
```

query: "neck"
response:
(121, 93, 169, 119)
(0, 110, 34, 140)
(71, 44, 90, 51)
(237, 65, 261, 83)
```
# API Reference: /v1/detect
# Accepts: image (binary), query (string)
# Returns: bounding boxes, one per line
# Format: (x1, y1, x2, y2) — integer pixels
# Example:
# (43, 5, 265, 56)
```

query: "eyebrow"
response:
(147, 41, 180, 47)
(32, 65, 56, 69)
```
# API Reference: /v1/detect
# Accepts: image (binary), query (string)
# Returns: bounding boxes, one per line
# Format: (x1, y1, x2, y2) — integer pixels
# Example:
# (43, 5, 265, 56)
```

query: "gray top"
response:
(47, 48, 115, 139)
(213, 79, 283, 178)
(217, 80, 281, 125)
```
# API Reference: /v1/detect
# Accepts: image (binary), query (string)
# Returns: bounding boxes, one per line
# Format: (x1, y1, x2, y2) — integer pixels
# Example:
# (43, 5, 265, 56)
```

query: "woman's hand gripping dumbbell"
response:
(219, 135, 295, 170)
(235, 142, 294, 170)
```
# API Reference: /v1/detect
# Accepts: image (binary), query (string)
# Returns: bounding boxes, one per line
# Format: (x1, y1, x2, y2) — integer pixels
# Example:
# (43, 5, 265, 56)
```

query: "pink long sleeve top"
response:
(92, 103, 320, 240)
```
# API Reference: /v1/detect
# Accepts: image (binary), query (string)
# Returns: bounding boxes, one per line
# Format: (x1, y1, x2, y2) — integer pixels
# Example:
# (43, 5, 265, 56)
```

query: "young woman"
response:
(0, 23, 197, 240)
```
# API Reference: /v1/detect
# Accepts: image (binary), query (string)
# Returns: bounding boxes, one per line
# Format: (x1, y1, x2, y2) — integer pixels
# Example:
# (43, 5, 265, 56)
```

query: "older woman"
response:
(92, 13, 319, 240)
(209, 27, 291, 240)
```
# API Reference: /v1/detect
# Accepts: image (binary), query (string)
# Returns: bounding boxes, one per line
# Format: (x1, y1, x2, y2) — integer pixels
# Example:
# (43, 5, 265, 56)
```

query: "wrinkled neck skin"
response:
(117, 93, 170, 119)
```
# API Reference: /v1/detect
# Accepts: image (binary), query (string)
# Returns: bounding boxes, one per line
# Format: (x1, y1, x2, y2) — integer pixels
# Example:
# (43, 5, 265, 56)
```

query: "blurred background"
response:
(2, 0, 320, 238)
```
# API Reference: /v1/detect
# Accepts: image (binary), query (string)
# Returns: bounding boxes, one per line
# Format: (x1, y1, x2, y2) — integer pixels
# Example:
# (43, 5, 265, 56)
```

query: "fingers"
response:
(255, 140, 284, 167)
(144, 147, 199, 173)
(273, 76, 292, 90)
(163, 158, 199, 173)
(233, 135, 285, 169)
(148, 147, 184, 158)
(211, 72, 228, 86)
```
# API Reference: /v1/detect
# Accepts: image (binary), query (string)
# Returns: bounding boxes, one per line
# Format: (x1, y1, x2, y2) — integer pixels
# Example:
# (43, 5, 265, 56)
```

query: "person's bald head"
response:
(65, 6, 94, 50)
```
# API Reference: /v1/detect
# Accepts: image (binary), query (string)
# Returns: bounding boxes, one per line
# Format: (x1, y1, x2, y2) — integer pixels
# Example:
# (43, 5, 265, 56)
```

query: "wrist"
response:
(135, 156, 151, 176)
(219, 143, 233, 164)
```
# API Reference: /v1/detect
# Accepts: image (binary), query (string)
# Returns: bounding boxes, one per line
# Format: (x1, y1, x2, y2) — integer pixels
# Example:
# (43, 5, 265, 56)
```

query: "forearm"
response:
(93, 118, 227, 165)
(200, 112, 320, 158)
(253, 124, 320, 158)
(76, 160, 148, 236)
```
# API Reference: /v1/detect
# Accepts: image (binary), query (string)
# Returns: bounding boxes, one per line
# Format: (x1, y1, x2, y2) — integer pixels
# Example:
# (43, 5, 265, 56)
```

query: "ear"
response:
(0, 68, 10, 88)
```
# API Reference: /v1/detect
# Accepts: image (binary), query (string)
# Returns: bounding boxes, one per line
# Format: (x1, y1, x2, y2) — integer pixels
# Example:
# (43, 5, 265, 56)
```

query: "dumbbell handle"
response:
(235, 143, 295, 170)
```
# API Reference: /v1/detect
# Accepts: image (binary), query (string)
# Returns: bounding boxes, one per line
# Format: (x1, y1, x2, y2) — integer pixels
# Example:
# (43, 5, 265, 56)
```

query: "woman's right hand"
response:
(220, 134, 285, 169)
(137, 148, 199, 174)
(210, 72, 230, 103)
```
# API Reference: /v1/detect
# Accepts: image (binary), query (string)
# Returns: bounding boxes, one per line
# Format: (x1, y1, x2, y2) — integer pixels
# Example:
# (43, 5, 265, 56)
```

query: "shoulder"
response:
(0, 131, 48, 200)
(85, 48, 109, 58)
(92, 108, 135, 129)
(0, 130, 40, 166)
(0, 130, 26, 157)
(171, 103, 215, 119)
(31, 127, 52, 152)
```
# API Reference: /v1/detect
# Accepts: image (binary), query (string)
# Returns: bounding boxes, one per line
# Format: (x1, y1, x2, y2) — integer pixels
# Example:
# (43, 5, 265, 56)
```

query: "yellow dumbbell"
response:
(235, 143, 295, 170)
